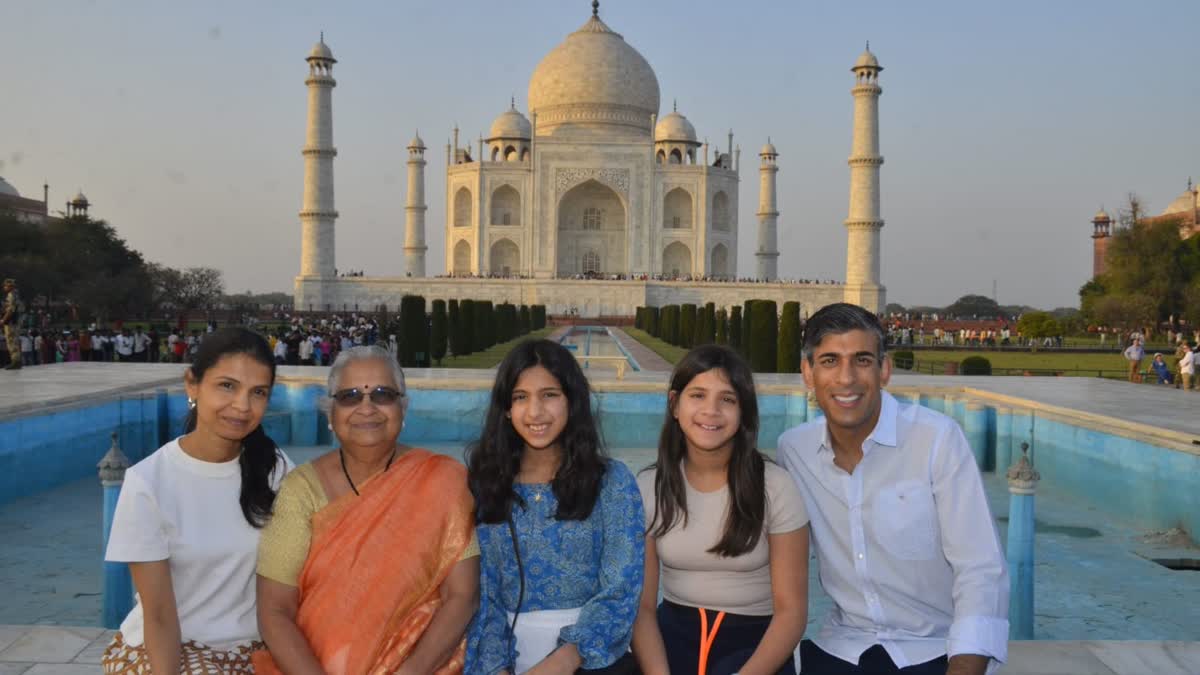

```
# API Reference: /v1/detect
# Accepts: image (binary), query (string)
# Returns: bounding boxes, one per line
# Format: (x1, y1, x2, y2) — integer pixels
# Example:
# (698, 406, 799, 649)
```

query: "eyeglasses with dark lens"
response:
(330, 386, 404, 407)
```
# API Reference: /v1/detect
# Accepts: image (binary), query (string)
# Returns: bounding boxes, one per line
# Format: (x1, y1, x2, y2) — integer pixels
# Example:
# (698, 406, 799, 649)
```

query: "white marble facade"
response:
(294, 5, 887, 315)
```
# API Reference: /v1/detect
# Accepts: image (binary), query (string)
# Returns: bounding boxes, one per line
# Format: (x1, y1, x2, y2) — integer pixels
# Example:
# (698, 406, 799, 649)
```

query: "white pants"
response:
(507, 607, 583, 674)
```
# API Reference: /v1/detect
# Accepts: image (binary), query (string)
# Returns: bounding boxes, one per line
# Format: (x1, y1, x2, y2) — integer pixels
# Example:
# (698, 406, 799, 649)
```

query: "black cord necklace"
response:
(339, 447, 398, 496)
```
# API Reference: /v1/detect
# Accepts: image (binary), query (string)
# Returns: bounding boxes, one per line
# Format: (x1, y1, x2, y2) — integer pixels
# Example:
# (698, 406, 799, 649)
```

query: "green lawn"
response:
(899, 349, 1159, 377)
(623, 327, 688, 365)
(437, 327, 557, 369)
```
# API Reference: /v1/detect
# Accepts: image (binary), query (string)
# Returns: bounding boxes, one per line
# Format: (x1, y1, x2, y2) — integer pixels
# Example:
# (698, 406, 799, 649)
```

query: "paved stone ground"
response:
(0, 624, 1195, 674)
(607, 327, 675, 371)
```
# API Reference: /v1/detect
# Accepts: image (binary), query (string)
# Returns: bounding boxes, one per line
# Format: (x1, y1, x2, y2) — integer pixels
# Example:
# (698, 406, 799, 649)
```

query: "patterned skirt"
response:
(101, 631, 264, 674)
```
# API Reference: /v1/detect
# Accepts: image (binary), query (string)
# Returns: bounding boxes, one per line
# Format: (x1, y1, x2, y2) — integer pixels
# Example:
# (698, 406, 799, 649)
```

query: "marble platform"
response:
(0, 625, 1195, 674)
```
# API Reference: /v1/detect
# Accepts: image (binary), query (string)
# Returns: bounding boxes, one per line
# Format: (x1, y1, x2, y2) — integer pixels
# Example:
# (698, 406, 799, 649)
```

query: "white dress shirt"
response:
(779, 391, 1008, 672)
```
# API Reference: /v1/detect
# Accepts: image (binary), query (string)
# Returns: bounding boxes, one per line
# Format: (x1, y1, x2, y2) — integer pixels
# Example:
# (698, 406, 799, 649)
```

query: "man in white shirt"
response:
(778, 303, 1008, 675)
(115, 329, 135, 362)
(133, 328, 149, 362)
(1179, 343, 1195, 390)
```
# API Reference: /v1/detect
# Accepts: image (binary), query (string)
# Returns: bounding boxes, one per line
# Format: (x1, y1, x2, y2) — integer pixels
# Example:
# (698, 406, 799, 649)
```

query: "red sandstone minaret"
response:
(1091, 208, 1112, 277)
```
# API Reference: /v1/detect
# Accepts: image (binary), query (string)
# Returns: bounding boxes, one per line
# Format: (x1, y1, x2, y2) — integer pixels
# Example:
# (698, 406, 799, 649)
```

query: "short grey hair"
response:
(802, 302, 886, 362)
(320, 345, 407, 413)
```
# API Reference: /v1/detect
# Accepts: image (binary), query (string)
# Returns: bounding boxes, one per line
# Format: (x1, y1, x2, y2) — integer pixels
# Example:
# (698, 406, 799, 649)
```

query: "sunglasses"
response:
(330, 386, 405, 407)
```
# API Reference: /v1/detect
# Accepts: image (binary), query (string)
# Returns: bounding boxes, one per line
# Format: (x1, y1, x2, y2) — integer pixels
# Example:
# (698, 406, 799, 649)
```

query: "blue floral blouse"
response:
(467, 459, 645, 674)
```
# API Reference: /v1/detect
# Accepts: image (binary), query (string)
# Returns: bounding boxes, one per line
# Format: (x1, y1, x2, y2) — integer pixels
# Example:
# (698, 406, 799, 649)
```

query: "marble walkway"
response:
(0, 625, 1195, 674)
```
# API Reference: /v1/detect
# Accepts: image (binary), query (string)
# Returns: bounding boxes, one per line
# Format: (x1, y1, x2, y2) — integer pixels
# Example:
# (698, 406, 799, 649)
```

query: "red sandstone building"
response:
(1091, 180, 1199, 278)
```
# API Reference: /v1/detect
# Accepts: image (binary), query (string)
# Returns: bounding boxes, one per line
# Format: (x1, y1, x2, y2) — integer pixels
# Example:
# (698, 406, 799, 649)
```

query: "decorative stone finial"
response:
(1006, 442, 1040, 495)
(592, 0, 600, 17)
(97, 432, 131, 485)
(320, 31, 325, 43)
(673, 99, 677, 113)
(866, 40, 870, 51)
(511, 96, 516, 110)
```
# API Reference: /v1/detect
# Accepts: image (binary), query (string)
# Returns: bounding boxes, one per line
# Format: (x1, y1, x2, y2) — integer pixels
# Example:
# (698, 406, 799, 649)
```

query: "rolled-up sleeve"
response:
(558, 461, 645, 669)
(933, 425, 1010, 667)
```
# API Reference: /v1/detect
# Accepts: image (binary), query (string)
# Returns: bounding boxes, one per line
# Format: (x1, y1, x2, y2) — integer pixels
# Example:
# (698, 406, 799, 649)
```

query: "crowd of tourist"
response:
(433, 271, 841, 284)
(98, 305, 1009, 674)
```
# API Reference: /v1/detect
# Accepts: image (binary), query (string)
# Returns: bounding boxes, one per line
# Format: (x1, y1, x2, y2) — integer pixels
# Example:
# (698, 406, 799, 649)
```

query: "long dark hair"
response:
(183, 326, 282, 528)
(466, 338, 608, 524)
(647, 344, 766, 557)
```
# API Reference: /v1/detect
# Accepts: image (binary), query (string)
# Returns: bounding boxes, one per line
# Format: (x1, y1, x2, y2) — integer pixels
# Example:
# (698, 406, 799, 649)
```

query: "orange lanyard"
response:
(697, 607, 727, 675)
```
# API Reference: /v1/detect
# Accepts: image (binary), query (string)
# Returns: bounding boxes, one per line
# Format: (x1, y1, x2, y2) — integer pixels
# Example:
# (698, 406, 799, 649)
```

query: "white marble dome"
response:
(1161, 185, 1198, 215)
(760, 141, 778, 156)
(854, 48, 880, 70)
(527, 14, 660, 134)
(0, 177, 18, 197)
(654, 111, 696, 143)
(308, 39, 334, 62)
(1093, 208, 1111, 221)
(488, 106, 532, 140)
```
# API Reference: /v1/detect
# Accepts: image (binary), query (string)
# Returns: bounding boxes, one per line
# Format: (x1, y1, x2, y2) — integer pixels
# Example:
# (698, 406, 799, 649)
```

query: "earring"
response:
(188, 398, 196, 409)
(401, 420, 406, 431)
(327, 423, 333, 431)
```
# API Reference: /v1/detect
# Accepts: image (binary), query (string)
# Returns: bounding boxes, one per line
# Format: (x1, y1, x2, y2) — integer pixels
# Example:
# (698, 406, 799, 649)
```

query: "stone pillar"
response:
(843, 48, 885, 313)
(300, 37, 338, 278)
(1006, 442, 1040, 640)
(1011, 408, 1034, 464)
(756, 142, 780, 281)
(404, 135, 428, 277)
(964, 401, 988, 470)
(99, 432, 133, 629)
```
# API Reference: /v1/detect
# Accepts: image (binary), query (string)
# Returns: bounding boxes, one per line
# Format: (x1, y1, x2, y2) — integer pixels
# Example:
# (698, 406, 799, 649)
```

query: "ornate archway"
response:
(556, 179, 627, 276)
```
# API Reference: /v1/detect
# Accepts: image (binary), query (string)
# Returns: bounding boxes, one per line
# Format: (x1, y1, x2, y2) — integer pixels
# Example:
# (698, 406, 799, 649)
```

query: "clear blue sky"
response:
(3, 1, 1196, 309)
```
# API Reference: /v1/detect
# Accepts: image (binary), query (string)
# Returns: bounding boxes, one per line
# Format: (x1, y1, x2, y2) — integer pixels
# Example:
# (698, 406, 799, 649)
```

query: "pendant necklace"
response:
(340, 447, 398, 496)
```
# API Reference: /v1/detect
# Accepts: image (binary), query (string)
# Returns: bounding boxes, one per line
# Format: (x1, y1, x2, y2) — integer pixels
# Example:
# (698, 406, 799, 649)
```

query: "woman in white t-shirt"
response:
(102, 327, 292, 674)
(632, 345, 810, 675)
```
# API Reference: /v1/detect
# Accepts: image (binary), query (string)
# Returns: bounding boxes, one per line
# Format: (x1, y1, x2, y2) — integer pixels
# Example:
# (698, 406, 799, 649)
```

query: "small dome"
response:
(853, 48, 881, 71)
(488, 106, 532, 140)
(308, 38, 335, 62)
(1093, 208, 1111, 221)
(408, 133, 425, 149)
(760, 141, 778, 156)
(71, 190, 88, 204)
(1161, 183, 1198, 216)
(654, 111, 696, 143)
(0, 177, 19, 198)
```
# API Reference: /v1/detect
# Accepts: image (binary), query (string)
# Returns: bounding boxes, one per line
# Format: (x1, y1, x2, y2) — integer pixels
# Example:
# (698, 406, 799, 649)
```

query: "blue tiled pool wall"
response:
(2, 385, 1198, 539)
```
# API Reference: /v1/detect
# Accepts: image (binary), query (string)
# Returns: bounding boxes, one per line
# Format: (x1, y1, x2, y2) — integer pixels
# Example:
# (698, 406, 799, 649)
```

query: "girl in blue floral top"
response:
(466, 339, 644, 675)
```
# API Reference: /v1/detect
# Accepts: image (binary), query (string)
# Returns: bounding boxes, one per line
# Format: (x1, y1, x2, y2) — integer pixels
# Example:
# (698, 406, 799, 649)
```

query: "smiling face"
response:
(801, 328, 892, 443)
(183, 353, 273, 445)
(509, 365, 569, 454)
(330, 358, 406, 452)
(671, 367, 741, 458)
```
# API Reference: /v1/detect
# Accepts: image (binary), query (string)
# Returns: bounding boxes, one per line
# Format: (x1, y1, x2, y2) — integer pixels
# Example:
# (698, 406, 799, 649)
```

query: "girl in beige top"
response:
(632, 345, 810, 675)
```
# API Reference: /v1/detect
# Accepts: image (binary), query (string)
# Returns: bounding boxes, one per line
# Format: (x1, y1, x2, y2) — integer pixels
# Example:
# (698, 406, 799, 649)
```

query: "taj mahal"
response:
(294, 2, 887, 317)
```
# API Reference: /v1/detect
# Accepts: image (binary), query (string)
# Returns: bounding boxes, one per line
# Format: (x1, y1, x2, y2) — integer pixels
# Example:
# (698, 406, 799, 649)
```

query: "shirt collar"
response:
(818, 389, 899, 454)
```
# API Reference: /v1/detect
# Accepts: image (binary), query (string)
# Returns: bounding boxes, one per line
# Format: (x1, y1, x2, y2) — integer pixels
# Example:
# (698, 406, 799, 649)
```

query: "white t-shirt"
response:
(105, 438, 293, 650)
(638, 461, 808, 615)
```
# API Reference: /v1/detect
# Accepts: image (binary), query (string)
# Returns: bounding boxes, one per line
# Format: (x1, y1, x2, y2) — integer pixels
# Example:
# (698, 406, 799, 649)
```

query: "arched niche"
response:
(556, 179, 627, 276)
(453, 187, 472, 228)
(452, 240, 472, 275)
(663, 241, 691, 278)
(491, 185, 521, 226)
(712, 191, 730, 231)
(710, 243, 729, 278)
(663, 187, 693, 229)
(490, 238, 519, 276)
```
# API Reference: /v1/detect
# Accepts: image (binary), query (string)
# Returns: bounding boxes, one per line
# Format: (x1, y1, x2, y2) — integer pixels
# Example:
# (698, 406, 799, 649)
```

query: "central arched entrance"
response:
(556, 179, 627, 276)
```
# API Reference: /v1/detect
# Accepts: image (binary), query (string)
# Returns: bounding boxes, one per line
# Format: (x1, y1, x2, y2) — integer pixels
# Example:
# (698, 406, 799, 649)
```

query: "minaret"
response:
(404, 133, 428, 277)
(300, 34, 338, 278)
(1091, 208, 1112, 278)
(843, 44, 886, 313)
(756, 140, 780, 280)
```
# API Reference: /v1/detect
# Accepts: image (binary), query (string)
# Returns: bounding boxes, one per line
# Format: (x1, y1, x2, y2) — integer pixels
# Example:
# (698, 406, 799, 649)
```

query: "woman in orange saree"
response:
(254, 346, 479, 675)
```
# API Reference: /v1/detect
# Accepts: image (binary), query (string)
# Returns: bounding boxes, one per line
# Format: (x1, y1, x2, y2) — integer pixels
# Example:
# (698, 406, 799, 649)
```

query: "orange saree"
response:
(254, 449, 473, 675)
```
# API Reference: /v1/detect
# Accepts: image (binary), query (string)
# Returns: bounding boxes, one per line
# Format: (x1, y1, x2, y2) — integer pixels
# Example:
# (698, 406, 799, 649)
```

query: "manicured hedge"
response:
(459, 300, 476, 356)
(645, 306, 660, 338)
(531, 305, 547, 330)
(891, 350, 915, 370)
(475, 300, 494, 351)
(399, 295, 430, 367)
(699, 302, 716, 346)
(715, 308, 728, 345)
(431, 299, 447, 365)
(729, 306, 742, 351)
(777, 301, 801, 373)
(661, 305, 680, 346)
(749, 300, 778, 373)
(519, 305, 531, 336)
(448, 300, 464, 356)
(679, 304, 697, 348)
(741, 300, 754, 360)
(960, 355, 992, 375)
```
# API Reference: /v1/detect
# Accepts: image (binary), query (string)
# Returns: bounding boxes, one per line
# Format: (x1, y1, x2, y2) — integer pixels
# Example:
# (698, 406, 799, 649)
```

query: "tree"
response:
(475, 300, 494, 351)
(679, 304, 697, 348)
(1103, 218, 1185, 318)
(699, 302, 716, 345)
(1092, 294, 1157, 332)
(749, 300, 778, 372)
(398, 295, 429, 367)
(430, 299, 447, 365)
(1016, 311, 1061, 340)
(730, 306, 743, 351)
(448, 299, 463, 355)
(945, 294, 1001, 319)
(519, 304, 531, 335)
(741, 300, 754, 360)
(715, 308, 728, 345)
(777, 301, 801, 373)
(645, 306, 659, 337)
(176, 267, 225, 314)
(459, 300, 475, 356)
